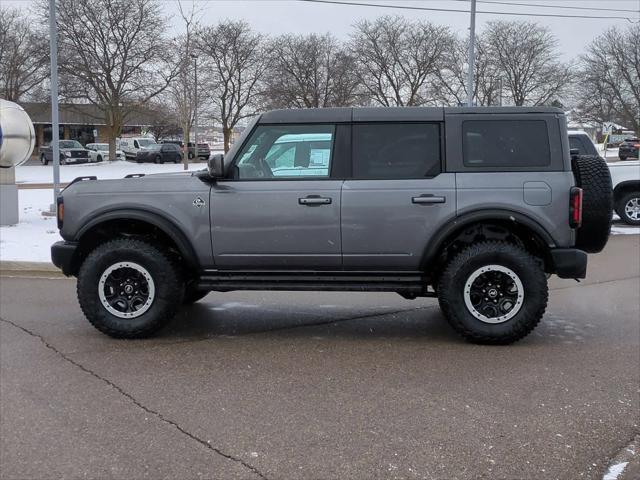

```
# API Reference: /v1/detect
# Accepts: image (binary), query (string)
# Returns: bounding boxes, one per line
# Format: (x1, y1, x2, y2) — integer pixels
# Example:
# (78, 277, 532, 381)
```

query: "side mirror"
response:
(208, 153, 224, 178)
(570, 148, 580, 159)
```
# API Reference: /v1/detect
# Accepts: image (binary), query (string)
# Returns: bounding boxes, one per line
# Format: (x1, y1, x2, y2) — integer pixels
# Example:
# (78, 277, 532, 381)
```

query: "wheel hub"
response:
(98, 262, 155, 319)
(625, 198, 640, 220)
(464, 265, 524, 324)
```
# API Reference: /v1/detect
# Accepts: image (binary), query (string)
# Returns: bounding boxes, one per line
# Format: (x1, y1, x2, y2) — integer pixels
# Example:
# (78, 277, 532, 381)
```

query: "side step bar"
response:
(196, 270, 434, 297)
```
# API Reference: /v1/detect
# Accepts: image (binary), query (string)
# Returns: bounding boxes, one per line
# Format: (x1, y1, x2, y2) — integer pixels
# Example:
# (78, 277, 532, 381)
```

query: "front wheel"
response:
(154, 155, 163, 164)
(40, 154, 48, 165)
(437, 241, 548, 345)
(77, 238, 184, 338)
(617, 192, 640, 226)
(619, 156, 627, 161)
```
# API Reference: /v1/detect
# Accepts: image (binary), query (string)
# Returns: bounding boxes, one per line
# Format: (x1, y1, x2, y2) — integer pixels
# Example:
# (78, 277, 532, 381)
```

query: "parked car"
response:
(52, 106, 613, 344)
(85, 143, 125, 162)
(39, 140, 93, 165)
(186, 142, 211, 160)
(618, 137, 640, 161)
(117, 137, 157, 160)
(609, 160, 640, 225)
(135, 143, 182, 163)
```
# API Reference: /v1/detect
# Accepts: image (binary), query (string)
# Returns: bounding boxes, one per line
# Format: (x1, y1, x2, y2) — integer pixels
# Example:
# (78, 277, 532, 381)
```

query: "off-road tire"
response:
(616, 191, 640, 226)
(437, 241, 548, 345)
(572, 155, 613, 253)
(77, 238, 184, 338)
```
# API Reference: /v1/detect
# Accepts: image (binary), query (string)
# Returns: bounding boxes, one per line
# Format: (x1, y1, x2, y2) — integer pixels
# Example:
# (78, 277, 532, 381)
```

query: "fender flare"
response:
(613, 180, 640, 196)
(75, 208, 200, 268)
(421, 209, 556, 267)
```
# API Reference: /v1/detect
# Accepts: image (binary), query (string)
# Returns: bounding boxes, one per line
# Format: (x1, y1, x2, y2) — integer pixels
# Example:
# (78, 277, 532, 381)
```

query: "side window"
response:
(352, 123, 441, 179)
(462, 120, 550, 168)
(234, 125, 334, 179)
(569, 136, 587, 155)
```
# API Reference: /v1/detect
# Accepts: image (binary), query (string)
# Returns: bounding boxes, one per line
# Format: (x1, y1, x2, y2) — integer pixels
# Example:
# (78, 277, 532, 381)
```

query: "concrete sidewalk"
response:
(0, 261, 63, 277)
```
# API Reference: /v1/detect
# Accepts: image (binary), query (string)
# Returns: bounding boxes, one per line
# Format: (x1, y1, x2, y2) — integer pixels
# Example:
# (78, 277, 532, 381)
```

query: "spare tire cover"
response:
(572, 155, 613, 253)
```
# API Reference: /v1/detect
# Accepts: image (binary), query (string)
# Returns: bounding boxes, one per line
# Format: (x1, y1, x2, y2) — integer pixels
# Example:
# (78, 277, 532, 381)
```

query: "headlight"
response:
(64, 151, 71, 157)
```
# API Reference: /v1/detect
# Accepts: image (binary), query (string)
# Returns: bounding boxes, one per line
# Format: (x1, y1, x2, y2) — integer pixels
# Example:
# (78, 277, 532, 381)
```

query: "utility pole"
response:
(466, 0, 477, 107)
(191, 53, 198, 164)
(49, 0, 61, 208)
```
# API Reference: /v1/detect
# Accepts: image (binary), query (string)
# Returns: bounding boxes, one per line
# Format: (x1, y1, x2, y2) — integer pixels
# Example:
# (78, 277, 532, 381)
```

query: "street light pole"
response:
(191, 54, 198, 164)
(48, 0, 60, 207)
(466, 0, 477, 107)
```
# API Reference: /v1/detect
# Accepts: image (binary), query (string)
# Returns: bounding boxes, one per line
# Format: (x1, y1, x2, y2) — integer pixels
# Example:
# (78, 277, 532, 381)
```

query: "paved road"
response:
(1, 236, 638, 480)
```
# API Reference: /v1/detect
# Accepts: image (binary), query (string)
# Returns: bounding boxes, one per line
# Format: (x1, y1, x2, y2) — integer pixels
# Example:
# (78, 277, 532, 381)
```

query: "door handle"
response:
(299, 196, 332, 206)
(412, 194, 446, 205)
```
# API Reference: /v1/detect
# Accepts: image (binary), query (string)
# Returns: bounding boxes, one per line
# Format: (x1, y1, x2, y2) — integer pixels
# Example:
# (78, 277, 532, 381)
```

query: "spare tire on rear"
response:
(571, 155, 613, 253)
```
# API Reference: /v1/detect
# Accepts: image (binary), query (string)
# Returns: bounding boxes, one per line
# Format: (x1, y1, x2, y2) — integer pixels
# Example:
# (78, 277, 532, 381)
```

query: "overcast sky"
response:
(7, 0, 640, 60)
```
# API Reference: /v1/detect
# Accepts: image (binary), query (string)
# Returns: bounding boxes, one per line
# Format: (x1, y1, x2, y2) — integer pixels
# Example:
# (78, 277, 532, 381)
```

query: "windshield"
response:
(137, 139, 156, 147)
(59, 140, 83, 149)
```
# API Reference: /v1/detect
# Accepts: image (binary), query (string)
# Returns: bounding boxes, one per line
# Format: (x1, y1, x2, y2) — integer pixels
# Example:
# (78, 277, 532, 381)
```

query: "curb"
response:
(0, 261, 65, 277)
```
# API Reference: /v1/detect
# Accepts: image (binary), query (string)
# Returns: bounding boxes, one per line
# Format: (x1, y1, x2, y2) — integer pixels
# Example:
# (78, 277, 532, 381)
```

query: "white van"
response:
(117, 137, 157, 160)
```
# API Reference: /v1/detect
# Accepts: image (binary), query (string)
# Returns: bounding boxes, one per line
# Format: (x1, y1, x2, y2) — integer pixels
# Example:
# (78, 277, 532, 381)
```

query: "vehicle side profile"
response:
(618, 137, 639, 161)
(51, 107, 613, 344)
(117, 137, 157, 160)
(135, 142, 183, 164)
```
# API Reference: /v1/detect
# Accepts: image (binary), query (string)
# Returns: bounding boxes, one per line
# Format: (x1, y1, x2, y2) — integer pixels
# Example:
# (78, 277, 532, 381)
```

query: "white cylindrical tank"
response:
(0, 99, 36, 168)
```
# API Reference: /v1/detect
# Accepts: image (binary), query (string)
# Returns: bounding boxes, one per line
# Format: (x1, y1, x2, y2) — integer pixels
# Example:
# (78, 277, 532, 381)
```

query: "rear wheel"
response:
(437, 241, 548, 344)
(617, 192, 640, 226)
(77, 238, 184, 338)
(40, 154, 48, 165)
(619, 155, 627, 161)
(97, 155, 103, 162)
(174, 154, 181, 163)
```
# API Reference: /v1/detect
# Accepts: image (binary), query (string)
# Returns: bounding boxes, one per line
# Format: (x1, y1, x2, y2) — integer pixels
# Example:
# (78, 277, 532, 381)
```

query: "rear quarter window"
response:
(462, 120, 551, 168)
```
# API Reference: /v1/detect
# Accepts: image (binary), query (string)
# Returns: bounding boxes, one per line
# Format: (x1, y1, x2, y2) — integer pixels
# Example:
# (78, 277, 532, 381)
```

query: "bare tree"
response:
(51, 0, 178, 160)
(483, 20, 572, 106)
(168, 0, 200, 169)
(578, 26, 639, 133)
(433, 35, 500, 106)
(197, 20, 268, 152)
(265, 33, 361, 108)
(350, 16, 452, 106)
(0, 7, 49, 102)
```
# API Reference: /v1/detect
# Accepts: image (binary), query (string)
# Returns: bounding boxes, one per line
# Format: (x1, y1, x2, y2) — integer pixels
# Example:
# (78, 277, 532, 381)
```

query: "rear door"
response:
(341, 121, 456, 270)
(210, 123, 344, 269)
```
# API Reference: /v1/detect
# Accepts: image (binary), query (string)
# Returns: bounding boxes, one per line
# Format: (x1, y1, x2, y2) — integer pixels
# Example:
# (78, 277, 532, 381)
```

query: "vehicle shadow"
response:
(156, 300, 463, 343)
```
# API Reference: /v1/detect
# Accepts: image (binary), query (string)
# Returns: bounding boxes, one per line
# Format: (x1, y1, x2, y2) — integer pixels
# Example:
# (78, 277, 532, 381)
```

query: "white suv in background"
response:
(85, 143, 125, 162)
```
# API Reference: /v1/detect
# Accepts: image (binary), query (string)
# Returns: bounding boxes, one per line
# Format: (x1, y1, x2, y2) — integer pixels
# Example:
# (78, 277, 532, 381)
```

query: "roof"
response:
(259, 106, 565, 123)
(19, 102, 160, 126)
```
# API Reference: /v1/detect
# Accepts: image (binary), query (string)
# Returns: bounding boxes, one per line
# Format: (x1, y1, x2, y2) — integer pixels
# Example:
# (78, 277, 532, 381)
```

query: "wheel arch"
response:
(71, 209, 199, 275)
(422, 209, 556, 275)
(613, 181, 640, 202)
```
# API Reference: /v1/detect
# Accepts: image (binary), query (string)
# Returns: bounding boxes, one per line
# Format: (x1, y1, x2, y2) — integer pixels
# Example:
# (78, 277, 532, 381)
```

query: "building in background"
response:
(19, 103, 159, 155)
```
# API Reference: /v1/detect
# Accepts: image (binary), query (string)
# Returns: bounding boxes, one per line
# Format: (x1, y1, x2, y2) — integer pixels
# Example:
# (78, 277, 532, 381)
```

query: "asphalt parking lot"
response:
(1, 235, 638, 480)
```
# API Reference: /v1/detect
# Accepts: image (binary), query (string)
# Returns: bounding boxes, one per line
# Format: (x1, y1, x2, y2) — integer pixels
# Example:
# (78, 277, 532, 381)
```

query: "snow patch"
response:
(602, 461, 628, 480)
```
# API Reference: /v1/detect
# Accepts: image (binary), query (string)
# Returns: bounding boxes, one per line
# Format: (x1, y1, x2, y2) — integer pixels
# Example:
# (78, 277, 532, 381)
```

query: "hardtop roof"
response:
(258, 106, 564, 124)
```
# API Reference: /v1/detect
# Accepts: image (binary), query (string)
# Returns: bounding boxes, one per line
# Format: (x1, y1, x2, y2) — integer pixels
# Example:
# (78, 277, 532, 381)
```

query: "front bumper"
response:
(550, 248, 587, 279)
(51, 241, 78, 276)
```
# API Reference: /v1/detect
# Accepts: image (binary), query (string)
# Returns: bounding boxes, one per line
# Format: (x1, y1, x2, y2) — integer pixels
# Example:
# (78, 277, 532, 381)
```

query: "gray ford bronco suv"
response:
(51, 107, 613, 344)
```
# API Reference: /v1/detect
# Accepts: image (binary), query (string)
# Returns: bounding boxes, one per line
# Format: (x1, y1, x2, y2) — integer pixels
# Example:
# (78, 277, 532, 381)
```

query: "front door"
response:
(210, 123, 342, 269)
(341, 122, 456, 270)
